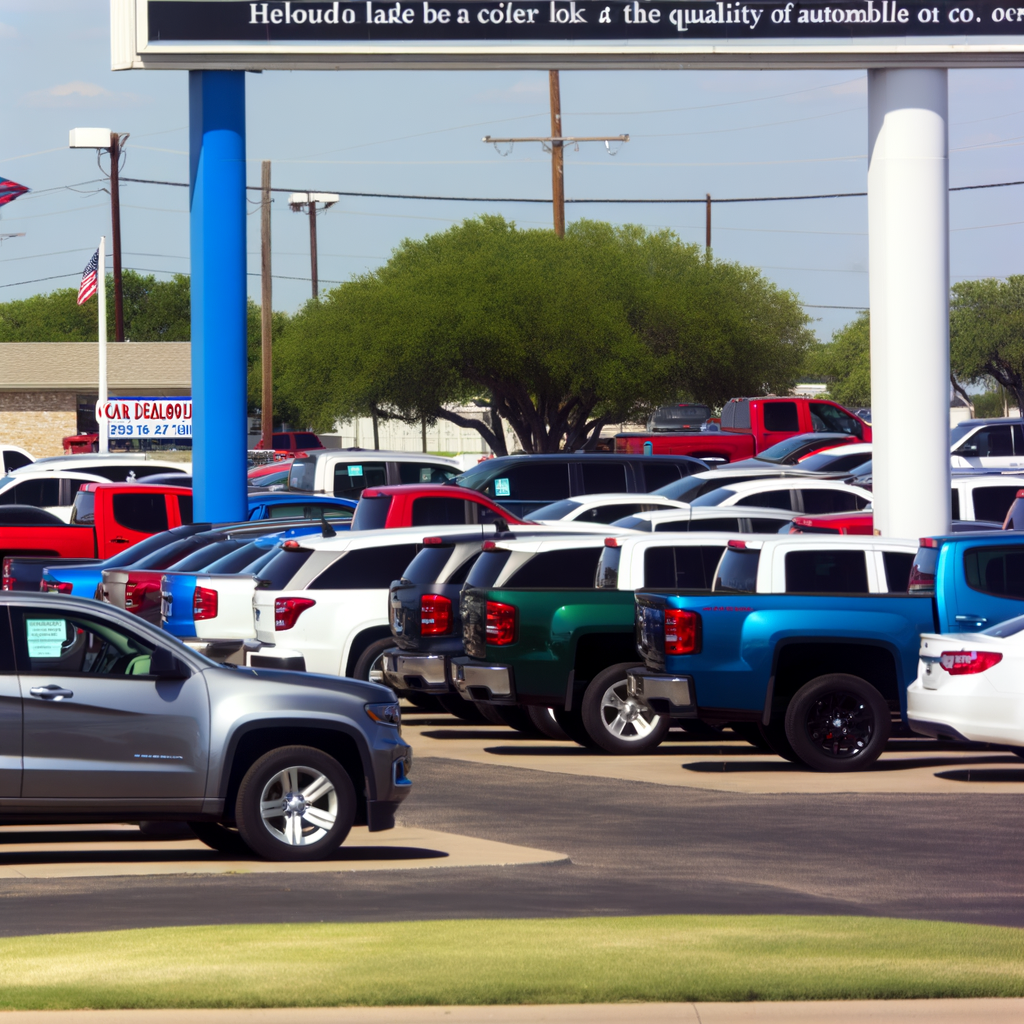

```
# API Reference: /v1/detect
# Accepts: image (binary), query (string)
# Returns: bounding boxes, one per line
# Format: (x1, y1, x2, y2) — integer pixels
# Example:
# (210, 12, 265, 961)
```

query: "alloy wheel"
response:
(259, 765, 338, 847)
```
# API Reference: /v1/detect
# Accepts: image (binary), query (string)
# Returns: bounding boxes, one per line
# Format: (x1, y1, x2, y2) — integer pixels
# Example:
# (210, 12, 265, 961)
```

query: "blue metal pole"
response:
(189, 70, 248, 524)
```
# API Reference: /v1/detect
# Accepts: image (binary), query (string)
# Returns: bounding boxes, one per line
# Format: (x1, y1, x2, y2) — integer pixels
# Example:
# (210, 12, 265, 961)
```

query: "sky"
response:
(2, 0, 1023, 347)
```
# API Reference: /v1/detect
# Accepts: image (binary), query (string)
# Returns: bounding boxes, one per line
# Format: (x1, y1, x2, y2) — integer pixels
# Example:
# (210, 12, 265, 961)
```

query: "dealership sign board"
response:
(112, 0, 1024, 68)
(96, 396, 193, 440)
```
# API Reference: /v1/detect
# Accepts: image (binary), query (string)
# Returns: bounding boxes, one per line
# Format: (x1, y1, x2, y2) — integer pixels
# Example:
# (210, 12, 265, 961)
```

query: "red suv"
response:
(351, 485, 527, 530)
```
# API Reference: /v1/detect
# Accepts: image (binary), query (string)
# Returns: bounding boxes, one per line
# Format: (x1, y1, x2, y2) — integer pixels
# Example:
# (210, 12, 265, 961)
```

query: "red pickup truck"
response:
(615, 396, 871, 463)
(0, 482, 191, 562)
(350, 485, 527, 530)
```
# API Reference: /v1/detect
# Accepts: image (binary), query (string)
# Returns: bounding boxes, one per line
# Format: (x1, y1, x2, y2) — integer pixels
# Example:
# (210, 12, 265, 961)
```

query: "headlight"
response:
(365, 702, 401, 727)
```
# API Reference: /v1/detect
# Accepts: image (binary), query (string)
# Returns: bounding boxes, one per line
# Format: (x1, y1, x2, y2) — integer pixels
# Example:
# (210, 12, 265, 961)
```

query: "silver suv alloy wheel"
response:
(260, 765, 338, 846)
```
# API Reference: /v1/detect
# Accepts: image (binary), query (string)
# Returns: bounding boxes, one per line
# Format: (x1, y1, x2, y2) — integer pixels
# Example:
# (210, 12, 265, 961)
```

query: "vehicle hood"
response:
(205, 663, 395, 703)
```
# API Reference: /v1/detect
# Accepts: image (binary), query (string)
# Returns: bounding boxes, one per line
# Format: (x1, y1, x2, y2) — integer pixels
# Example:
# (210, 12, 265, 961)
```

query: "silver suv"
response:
(0, 593, 411, 861)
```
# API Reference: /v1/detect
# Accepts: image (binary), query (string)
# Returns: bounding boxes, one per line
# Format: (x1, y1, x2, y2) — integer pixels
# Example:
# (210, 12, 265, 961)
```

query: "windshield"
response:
(949, 423, 976, 447)
(714, 547, 760, 592)
(798, 450, 872, 473)
(529, 499, 581, 520)
(753, 436, 826, 465)
(983, 614, 1024, 638)
(451, 463, 497, 491)
(350, 495, 391, 531)
(690, 487, 736, 508)
(648, 404, 711, 430)
(652, 475, 711, 502)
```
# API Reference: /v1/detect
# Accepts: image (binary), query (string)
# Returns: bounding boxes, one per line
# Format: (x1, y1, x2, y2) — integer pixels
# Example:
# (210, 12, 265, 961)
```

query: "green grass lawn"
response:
(1, 915, 1022, 1010)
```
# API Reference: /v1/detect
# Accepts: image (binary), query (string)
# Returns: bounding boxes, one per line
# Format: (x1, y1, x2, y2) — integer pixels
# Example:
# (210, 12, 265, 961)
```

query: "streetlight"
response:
(69, 127, 128, 343)
(288, 192, 339, 299)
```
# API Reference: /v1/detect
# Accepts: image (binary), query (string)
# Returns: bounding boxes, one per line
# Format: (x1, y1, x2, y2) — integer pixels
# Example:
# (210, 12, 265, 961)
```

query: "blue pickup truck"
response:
(630, 532, 1024, 772)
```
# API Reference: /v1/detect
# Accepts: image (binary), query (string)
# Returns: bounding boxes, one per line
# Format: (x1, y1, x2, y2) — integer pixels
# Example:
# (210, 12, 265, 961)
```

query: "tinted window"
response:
(176, 494, 193, 524)
(973, 486, 1021, 523)
(4, 451, 32, 472)
(951, 488, 961, 521)
(798, 451, 871, 473)
(293, 433, 322, 449)
(650, 518, 690, 532)
(505, 548, 601, 588)
(398, 462, 459, 485)
(402, 546, 455, 585)
(800, 489, 862, 514)
(575, 503, 650, 524)
(0, 607, 14, 673)
(334, 462, 387, 499)
(883, 551, 915, 593)
(447, 553, 479, 585)
(412, 497, 469, 526)
(13, 610, 157, 677)
(957, 425, 1014, 457)
(580, 461, 628, 494)
(749, 517, 789, 534)
(964, 546, 1024, 598)
(204, 541, 266, 574)
(266, 502, 352, 521)
(310, 544, 420, 590)
(596, 547, 622, 588)
(691, 487, 737, 508)
(723, 401, 750, 430)
(530, 499, 581, 520)
(653, 475, 713, 502)
(784, 550, 869, 594)
(714, 548, 760, 592)
(612, 515, 653, 532)
(737, 489, 794, 511)
(167, 539, 240, 572)
(649, 404, 711, 429)
(483, 464, 571, 502)
(70, 490, 95, 524)
(112, 493, 168, 534)
(255, 548, 313, 591)
(350, 495, 391, 531)
(763, 402, 799, 433)
(465, 550, 511, 587)
(288, 460, 317, 492)
(810, 403, 862, 437)
(0, 478, 60, 507)
(640, 463, 682, 491)
(688, 517, 741, 532)
(131, 537, 204, 570)
(643, 546, 723, 589)
(272, 434, 291, 447)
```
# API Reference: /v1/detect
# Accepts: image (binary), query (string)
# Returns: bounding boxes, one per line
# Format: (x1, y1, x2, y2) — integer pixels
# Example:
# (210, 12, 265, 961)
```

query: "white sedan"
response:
(527, 492, 690, 525)
(907, 615, 1024, 752)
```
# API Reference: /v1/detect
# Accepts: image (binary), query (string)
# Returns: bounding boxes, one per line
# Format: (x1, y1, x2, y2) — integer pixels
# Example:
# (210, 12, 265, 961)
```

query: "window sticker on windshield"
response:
(347, 465, 363, 477)
(420, 468, 432, 482)
(26, 619, 68, 658)
(494, 478, 510, 498)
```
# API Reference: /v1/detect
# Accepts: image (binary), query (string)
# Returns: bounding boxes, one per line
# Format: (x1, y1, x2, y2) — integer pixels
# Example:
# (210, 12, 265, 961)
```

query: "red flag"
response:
(0, 179, 28, 208)
(77, 249, 99, 306)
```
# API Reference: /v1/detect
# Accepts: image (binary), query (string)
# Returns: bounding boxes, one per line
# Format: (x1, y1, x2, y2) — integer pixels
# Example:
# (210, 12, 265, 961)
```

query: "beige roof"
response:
(0, 342, 190, 392)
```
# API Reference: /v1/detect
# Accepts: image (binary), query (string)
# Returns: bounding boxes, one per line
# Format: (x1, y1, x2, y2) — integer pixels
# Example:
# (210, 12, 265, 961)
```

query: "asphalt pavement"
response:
(0, 753, 1022, 937)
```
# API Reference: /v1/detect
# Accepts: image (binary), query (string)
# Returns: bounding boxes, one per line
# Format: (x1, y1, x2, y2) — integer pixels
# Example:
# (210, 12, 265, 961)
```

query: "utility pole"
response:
(288, 192, 340, 299)
(110, 133, 125, 342)
(484, 72, 628, 238)
(705, 194, 712, 255)
(261, 160, 274, 451)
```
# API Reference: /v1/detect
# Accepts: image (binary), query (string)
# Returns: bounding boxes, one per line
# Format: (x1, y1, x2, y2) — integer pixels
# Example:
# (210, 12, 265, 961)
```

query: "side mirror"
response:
(150, 646, 190, 679)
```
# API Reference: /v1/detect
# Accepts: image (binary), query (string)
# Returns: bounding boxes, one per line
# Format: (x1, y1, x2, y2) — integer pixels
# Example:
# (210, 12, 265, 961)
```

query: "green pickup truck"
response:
(452, 532, 731, 754)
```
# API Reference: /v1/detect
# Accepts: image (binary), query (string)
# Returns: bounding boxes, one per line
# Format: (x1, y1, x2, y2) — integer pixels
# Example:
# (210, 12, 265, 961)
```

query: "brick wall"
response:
(0, 393, 77, 458)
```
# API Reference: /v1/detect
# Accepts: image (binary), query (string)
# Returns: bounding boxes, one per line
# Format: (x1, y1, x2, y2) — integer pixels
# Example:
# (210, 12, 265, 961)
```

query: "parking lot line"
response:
(0, 824, 567, 880)
(0, 999, 1021, 1023)
(402, 717, 1024, 796)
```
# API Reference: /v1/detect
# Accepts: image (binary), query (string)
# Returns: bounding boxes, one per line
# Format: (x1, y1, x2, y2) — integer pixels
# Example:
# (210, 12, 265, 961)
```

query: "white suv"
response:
(286, 450, 460, 500)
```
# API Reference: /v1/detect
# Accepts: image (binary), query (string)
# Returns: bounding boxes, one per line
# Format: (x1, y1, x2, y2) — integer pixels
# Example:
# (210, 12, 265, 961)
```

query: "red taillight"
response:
(485, 601, 516, 646)
(1, 558, 12, 592)
(42, 581, 73, 595)
(605, 537, 620, 548)
(482, 540, 497, 551)
(939, 650, 1003, 675)
(193, 586, 219, 621)
(727, 540, 747, 550)
(420, 594, 452, 636)
(919, 537, 940, 549)
(275, 597, 316, 631)
(665, 609, 701, 655)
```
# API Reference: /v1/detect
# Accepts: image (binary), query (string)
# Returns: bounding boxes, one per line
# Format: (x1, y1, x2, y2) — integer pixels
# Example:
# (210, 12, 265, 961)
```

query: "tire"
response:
(528, 705, 571, 741)
(493, 704, 544, 736)
(580, 662, 670, 755)
(553, 705, 600, 749)
(730, 721, 774, 752)
(784, 673, 891, 773)
(403, 693, 444, 712)
(437, 692, 487, 723)
(477, 702, 506, 726)
(352, 637, 394, 684)
(758, 719, 802, 763)
(188, 821, 251, 857)
(235, 745, 356, 861)
(679, 719, 726, 739)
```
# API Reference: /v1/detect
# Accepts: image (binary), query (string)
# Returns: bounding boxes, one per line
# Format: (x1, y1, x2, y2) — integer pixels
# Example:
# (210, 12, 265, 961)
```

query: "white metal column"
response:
(867, 68, 951, 540)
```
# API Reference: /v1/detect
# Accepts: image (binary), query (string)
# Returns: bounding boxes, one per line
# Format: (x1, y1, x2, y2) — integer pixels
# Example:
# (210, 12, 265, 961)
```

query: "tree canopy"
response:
(950, 276, 1024, 414)
(277, 216, 814, 453)
(806, 312, 871, 407)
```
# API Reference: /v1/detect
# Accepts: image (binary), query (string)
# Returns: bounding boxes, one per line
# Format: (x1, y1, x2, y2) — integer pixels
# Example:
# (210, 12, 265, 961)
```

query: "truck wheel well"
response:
(772, 642, 900, 713)
(223, 726, 367, 827)
(345, 626, 393, 677)
(573, 631, 640, 686)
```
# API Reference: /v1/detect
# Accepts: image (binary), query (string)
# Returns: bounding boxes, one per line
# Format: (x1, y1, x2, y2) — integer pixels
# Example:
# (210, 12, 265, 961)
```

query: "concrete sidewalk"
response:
(1, 1002, 1022, 1023)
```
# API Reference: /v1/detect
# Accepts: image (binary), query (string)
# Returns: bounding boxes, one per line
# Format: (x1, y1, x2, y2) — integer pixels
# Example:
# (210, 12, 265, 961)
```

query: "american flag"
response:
(77, 249, 99, 306)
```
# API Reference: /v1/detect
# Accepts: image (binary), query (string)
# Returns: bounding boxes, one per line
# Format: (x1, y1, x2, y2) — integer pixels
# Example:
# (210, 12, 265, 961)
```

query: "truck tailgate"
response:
(194, 573, 260, 641)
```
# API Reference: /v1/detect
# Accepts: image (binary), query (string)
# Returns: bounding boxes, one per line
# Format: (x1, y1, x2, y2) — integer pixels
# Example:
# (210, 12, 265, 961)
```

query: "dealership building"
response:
(0, 342, 190, 457)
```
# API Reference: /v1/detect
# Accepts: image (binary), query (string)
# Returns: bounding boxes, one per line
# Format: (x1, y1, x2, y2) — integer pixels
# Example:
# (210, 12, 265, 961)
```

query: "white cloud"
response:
(24, 80, 143, 108)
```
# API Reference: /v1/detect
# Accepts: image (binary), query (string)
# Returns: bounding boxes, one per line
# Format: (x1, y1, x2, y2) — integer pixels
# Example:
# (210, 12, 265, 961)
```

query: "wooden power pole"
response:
(109, 132, 126, 342)
(260, 160, 274, 451)
(705, 194, 712, 255)
(484, 72, 627, 239)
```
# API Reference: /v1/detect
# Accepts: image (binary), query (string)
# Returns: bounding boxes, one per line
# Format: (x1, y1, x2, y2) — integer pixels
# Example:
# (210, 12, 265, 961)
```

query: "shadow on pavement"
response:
(936, 767, 1024, 783)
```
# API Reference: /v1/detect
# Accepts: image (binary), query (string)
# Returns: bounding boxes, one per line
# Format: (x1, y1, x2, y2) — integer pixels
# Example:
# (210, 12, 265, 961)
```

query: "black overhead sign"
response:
(147, 1, 1024, 41)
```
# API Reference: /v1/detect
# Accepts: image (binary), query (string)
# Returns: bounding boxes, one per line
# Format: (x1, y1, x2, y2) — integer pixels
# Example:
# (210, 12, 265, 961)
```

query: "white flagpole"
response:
(97, 236, 108, 454)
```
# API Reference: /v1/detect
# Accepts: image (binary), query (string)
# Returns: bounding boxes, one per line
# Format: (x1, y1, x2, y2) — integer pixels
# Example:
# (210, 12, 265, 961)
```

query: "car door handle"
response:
(110, 537, 130, 545)
(29, 685, 74, 700)
(955, 614, 988, 625)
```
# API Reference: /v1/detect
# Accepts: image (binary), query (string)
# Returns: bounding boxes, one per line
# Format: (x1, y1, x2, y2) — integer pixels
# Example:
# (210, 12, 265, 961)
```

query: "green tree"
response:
(951, 277, 1024, 414)
(806, 311, 871, 407)
(277, 216, 813, 453)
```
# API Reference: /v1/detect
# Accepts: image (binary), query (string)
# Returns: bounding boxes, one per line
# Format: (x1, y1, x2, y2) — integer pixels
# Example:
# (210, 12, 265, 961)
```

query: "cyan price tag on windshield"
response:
(494, 478, 510, 498)
(26, 619, 68, 658)
(348, 465, 364, 477)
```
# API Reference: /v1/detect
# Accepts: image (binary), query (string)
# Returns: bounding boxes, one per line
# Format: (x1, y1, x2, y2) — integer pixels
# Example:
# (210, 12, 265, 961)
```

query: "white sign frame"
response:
(95, 395, 194, 441)
(113, 0, 1024, 69)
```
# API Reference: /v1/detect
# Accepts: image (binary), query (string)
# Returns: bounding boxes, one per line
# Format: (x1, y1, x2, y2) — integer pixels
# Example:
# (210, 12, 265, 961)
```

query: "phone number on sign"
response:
(108, 424, 193, 437)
